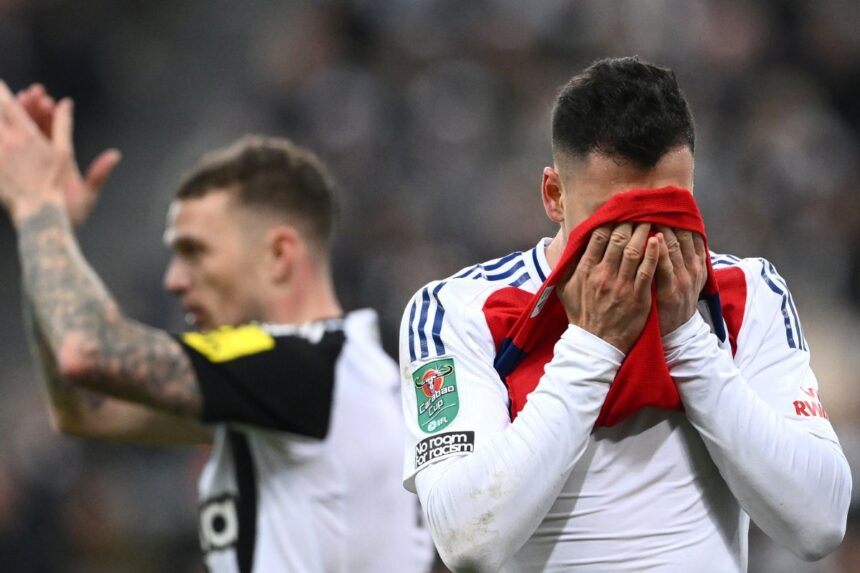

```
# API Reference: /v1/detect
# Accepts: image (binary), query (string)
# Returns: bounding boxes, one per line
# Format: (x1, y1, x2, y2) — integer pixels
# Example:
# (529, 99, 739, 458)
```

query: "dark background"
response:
(1, 1, 858, 571)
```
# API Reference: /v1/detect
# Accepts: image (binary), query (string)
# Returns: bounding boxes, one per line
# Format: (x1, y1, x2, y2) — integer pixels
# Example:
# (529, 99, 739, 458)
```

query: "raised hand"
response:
(654, 227, 708, 335)
(0, 80, 71, 223)
(558, 222, 660, 353)
(16, 83, 120, 227)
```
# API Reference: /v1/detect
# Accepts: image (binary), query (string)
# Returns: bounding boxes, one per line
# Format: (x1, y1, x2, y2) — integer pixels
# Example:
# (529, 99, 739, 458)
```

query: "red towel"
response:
(484, 186, 723, 427)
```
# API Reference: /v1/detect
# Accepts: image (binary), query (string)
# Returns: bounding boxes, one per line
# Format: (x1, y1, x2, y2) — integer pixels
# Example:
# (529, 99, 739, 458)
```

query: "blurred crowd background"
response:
(1, 0, 858, 571)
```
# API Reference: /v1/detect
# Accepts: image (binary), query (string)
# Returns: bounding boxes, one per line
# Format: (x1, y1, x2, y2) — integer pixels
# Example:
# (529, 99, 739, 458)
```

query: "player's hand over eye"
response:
(558, 222, 660, 354)
(16, 83, 120, 228)
(654, 227, 707, 335)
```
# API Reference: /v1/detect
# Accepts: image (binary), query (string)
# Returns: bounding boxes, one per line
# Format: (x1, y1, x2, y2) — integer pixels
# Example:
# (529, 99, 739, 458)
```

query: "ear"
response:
(541, 166, 564, 224)
(266, 226, 301, 283)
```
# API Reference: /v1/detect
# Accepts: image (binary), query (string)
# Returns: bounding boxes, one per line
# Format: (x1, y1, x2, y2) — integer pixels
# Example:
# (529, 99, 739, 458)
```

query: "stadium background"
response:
(0, 0, 858, 571)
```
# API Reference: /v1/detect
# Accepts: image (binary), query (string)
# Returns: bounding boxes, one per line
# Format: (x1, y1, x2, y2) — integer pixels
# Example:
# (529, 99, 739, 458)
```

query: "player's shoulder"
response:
(179, 321, 343, 365)
(449, 248, 536, 286)
(262, 317, 344, 338)
(401, 244, 549, 363)
(404, 243, 550, 313)
(709, 251, 745, 271)
(710, 251, 792, 291)
(711, 250, 805, 326)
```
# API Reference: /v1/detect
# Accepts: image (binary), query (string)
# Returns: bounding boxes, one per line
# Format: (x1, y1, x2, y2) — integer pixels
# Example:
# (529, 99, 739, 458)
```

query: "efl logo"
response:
(415, 431, 475, 469)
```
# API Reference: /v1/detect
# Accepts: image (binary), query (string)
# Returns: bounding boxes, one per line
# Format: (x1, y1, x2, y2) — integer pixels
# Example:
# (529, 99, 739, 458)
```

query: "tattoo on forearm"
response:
(23, 293, 107, 414)
(17, 203, 201, 417)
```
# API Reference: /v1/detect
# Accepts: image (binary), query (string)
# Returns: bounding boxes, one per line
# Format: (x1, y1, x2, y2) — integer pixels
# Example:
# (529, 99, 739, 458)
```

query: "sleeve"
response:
(669, 259, 851, 561)
(399, 280, 514, 489)
(174, 324, 345, 438)
(732, 258, 837, 441)
(399, 280, 620, 570)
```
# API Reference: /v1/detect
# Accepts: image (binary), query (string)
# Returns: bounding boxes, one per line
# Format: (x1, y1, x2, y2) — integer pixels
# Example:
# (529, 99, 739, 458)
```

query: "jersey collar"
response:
(529, 238, 553, 283)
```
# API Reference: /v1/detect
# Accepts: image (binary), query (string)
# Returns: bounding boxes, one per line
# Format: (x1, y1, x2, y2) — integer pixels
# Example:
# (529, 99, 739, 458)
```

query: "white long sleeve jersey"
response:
(399, 239, 851, 573)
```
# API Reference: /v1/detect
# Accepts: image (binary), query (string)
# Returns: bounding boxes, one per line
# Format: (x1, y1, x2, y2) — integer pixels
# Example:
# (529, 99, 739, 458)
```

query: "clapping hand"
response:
(15, 83, 121, 227)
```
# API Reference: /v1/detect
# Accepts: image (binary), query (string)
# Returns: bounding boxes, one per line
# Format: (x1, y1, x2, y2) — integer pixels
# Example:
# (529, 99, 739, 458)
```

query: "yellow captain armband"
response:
(181, 325, 276, 363)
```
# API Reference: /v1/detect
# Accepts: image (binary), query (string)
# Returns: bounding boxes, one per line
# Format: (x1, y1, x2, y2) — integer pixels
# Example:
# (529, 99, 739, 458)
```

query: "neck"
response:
(544, 228, 566, 270)
(264, 261, 343, 325)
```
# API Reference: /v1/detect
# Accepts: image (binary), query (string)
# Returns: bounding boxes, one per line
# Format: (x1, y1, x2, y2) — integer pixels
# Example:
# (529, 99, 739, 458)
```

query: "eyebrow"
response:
(168, 236, 206, 252)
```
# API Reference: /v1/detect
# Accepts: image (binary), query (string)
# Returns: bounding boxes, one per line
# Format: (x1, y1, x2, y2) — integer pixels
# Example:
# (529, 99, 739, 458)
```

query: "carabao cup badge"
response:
(412, 357, 460, 434)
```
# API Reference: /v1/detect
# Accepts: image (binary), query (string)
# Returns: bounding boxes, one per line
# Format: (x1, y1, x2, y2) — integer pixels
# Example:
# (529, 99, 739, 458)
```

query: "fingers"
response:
(0, 80, 16, 126)
(0, 81, 38, 134)
(693, 232, 706, 260)
(52, 98, 74, 155)
(579, 225, 613, 270)
(602, 222, 633, 269)
(655, 232, 674, 286)
(633, 236, 660, 297)
(18, 84, 54, 136)
(17, 87, 40, 128)
(617, 223, 651, 280)
(84, 149, 122, 193)
(676, 229, 695, 263)
(577, 223, 705, 296)
(692, 232, 708, 290)
(0, 81, 13, 104)
(656, 225, 685, 272)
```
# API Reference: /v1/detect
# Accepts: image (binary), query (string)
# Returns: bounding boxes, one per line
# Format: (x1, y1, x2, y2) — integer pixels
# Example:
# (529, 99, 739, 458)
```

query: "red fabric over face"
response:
(483, 186, 721, 427)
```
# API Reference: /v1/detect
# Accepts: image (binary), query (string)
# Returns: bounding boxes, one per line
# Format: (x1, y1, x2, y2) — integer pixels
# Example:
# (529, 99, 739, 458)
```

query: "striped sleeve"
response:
(404, 251, 542, 365)
(405, 280, 449, 363)
(399, 279, 514, 491)
(756, 258, 807, 351)
(733, 257, 836, 442)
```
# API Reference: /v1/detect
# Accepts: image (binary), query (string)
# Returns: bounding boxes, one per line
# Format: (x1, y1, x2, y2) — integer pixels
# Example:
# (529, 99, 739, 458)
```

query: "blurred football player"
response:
(0, 82, 433, 573)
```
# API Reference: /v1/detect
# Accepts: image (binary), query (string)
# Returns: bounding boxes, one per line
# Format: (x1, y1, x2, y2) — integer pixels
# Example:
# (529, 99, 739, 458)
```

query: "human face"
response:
(163, 190, 266, 331)
(543, 146, 695, 241)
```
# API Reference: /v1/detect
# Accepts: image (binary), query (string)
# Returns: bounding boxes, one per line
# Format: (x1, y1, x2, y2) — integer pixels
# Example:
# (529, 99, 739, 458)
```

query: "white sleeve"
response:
(668, 260, 851, 561)
(399, 281, 513, 490)
(399, 282, 618, 571)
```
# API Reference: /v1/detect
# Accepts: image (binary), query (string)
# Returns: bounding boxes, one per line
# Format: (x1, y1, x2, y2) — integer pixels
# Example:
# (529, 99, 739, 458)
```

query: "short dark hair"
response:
(552, 56, 695, 169)
(176, 135, 338, 248)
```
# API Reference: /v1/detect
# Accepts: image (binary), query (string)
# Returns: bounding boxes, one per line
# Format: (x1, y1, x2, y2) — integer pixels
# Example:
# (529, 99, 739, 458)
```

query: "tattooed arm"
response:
(24, 292, 212, 445)
(17, 203, 209, 420)
(0, 84, 210, 441)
